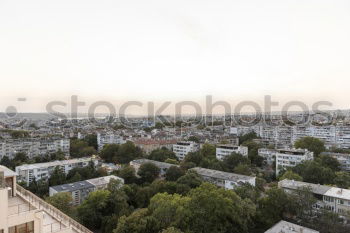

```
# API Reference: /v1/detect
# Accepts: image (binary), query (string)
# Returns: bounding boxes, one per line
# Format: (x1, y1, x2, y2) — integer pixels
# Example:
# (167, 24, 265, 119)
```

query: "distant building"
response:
(191, 167, 256, 190)
(264, 220, 319, 233)
(321, 152, 350, 171)
(49, 175, 124, 205)
(130, 159, 179, 177)
(0, 138, 70, 159)
(172, 141, 199, 160)
(276, 149, 314, 175)
(97, 132, 125, 151)
(16, 157, 99, 185)
(279, 179, 350, 217)
(216, 144, 248, 160)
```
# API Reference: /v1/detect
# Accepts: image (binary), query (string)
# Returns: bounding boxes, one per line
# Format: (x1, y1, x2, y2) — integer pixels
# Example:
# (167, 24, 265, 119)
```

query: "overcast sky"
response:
(1, 0, 350, 114)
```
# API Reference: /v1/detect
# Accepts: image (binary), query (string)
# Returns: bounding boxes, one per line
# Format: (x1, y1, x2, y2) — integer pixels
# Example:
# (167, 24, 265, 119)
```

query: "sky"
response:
(1, 0, 350, 114)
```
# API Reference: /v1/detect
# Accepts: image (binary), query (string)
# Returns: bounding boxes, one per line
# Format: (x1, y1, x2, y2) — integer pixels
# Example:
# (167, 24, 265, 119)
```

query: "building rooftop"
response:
(50, 180, 95, 192)
(264, 220, 319, 233)
(86, 175, 123, 186)
(324, 187, 350, 200)
(216, 144, 239, 149)
(279, 179, 332, 195)
(16, 157, 96, 170)
(131, 159, 179, 169)
(191, 167, 255, 182)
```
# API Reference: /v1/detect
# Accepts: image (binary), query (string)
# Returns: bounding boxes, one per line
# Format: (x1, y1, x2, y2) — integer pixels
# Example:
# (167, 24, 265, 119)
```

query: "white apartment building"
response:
(0, 138, 70, 159)
(216, 144, 248, 161)
(279, 179, 350, 217)
(49, 175, 124, 205)
(0, 165, 92, 233)
(97, 132, 125, 151)
(16, 157, 99, 185)
(258, 148, 276, 165)
(172, 141, 199, 160)
(191, 167, 256, 190)
(276, 148, 314, 175)
(321, 152, 350, 171)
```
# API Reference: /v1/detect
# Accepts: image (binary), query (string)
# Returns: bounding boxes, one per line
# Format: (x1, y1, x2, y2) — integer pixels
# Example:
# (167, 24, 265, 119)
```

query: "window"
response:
(8, 222, 34, 233)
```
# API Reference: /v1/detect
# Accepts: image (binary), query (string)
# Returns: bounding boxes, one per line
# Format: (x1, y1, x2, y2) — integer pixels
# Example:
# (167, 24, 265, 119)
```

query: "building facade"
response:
(215, 144, 248, 161)
(16, 157, 99, 185)
(172, 141, 199, 160)
(276, 149, 314, 175)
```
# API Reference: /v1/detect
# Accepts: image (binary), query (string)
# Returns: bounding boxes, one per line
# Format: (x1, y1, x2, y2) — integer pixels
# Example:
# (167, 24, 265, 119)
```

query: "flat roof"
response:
(0, 165, 18, 177)
(191, 167, 255, 182)
(86, 175, 124, 186)
(16, 157, 96, 170)
(279, 179, 331, 195)
(50, 180, 95, 192)
(131, 159, 179, 169)
(264, 220, 319, 233)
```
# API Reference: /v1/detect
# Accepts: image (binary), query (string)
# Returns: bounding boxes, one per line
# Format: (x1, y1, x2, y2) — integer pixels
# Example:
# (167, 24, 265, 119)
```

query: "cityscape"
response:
(1, 1, 350, 233)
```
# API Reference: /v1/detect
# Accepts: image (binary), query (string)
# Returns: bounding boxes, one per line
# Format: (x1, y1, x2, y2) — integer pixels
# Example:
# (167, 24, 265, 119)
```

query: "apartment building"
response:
(276, 149, 314, 175)
(215, 144, 248, 160)
(191, 167, 256, 190)
(0, 138, 70, 159)
(0, 166, 92, 233)
(16, 157, 99, 185)
(321, 152, 350, 171)
(172, 141, 199, 160)
(130, 159, 179, 177)
(97, 132, 125, 151)
(258, 148, 276, 165)
(264, 220, 319, 233)
(279, 179, 350, 216)
(49, 175, 124, 205)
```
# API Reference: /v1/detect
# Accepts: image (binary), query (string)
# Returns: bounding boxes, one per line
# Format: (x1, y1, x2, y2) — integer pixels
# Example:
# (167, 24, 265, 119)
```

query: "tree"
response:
(334, 171, 350, 188)
(100, 144, 119, 163)
(70, 139, 96, 158)
(176, 170, 202, 189)
(84, 134, 98, 150)
(77, 190, 111, 229)
(0, 156, 14, 169)
(234, 163, 252, 176)
(114, 209, 160, 233)
(160, 227, 184, 233)
(49, 166, 66, 186)
(293, 160, 335, 185)
(222, 153, 250, 172)
(317, 155, 340, 171)
(200, 143, 216, 159)
(279, 170, 303, 181)
(242, 140, 264, 167)
(165, 166, 185, 181)
(148, 148, 177, 162)
(138, 163, 160, 183)
(118, 166, 137, 184)
(239, 132, 258, 144)
(188, 136, 200, 143)
(183, 183, 256, 233)
(46, 192, 74, 216)
(294, 136, 325, 156)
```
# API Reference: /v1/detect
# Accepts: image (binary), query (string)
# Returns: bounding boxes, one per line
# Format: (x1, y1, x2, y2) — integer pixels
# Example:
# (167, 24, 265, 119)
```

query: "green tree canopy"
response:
(294, 136, 325, 156)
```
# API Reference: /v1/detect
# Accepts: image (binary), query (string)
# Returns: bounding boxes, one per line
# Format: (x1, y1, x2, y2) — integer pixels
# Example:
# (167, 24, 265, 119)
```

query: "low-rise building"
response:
(16, 157, 99, 185)
(264, 220, 319, 233)
(216, 144, 248, 160)
(130, 159, 179, 177)
(321, 152, 350, 171)
(279, 179, 350, 216)
(276, 149, 314, 175)
(49, 175, 124, 205)
(173, 141, 199, 160)
(191, 167, 256, 190)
